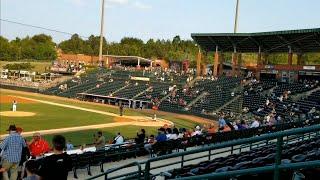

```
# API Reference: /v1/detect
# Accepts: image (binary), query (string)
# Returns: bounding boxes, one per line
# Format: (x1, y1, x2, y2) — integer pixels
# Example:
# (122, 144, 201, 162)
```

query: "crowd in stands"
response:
(1, 92, 319, 179)
(50, 62, 85, 73)
(0, 125, 71, 180)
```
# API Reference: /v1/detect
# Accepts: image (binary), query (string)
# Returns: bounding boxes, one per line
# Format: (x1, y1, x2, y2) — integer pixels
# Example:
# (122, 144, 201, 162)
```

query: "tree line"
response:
(1, 34, 319, 65)
(0, 34, 57, 61)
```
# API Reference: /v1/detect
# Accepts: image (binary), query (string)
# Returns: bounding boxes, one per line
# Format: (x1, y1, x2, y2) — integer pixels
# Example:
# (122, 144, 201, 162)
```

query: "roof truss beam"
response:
(277, 35, 303, 53)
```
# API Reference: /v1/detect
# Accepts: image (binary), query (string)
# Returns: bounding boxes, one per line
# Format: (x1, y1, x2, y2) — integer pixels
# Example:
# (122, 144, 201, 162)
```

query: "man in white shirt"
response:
(250, 119, 260, 128)
(113, 133, 124, 144)
(191, 126, 202, 136)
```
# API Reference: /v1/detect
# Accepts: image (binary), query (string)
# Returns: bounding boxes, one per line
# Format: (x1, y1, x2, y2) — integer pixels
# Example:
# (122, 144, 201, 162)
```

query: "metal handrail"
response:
(86, 161, 142, 180)
(144, 124, 320, 180)
(174, 160, 320, 180)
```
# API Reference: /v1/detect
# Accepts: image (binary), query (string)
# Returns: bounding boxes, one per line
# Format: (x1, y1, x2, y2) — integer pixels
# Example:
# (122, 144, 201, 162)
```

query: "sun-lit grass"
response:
(0, 61, 52, 73)
(1, 89, 203, 145)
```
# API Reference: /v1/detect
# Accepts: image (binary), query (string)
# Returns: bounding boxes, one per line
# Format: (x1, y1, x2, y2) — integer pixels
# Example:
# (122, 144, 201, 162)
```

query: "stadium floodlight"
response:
(234, 0, 240, 33)
(98, 0, 105, 67)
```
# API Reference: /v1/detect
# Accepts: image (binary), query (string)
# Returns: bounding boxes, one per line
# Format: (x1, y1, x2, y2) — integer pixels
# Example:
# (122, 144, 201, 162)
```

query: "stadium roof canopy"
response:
(191, 28, 320, 53)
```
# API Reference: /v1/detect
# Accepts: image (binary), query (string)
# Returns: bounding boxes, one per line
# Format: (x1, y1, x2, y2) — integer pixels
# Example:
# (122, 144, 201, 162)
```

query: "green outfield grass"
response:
(0, 61, 52, 73)
(1, 89, 204, 146)
(0, 102, 115, 134)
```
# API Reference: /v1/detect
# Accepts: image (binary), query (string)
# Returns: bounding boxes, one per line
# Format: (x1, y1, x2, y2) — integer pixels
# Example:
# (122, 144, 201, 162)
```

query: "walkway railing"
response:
(86, 161, 142, 180)
(144, 124, 320, 180)
(86, 124, 320, 180)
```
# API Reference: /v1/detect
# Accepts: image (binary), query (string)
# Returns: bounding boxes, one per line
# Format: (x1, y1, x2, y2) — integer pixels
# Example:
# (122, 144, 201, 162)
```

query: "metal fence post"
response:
(274, 136, 283, 180)
(145, 161, 150, 180)
(181, 155, 184, 168)
(231, 145, 234, 154)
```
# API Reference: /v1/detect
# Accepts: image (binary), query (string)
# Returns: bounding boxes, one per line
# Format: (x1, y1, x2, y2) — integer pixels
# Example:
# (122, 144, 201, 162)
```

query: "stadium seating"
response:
(163, 136, 320, 179)
(86, 80, 126, 96)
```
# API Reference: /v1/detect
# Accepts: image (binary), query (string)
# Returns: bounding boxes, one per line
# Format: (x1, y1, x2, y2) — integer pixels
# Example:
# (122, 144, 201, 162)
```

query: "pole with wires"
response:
(234, 0, 240, 33)
(98, 0, 105, 67)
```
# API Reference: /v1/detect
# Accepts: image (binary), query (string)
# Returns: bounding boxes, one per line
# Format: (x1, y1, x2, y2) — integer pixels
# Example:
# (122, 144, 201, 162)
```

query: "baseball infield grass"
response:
(0, 89, 204, 146)
(0, 102, 115, 134)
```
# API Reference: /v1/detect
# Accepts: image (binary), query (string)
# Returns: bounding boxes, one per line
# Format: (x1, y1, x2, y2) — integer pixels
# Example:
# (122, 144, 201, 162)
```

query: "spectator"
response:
(170, 128, 179, 140)
(66, 140, 74, 151)
(165, 128, 173, 139)
(37, 135, 72, 180)
(135, 129, 146, 144)
(113, 132, 124, 145)
(238, 120, 248, 130)
(23, 160, 40, 180)
(218, 116, 226, 128)
(16, 127, 30, 179)
(144, 135, 156, 153)
(191, 126, 202, 136)
(94, 131, 105, 150)
(0, 125, 27, 180)
(177, 128, 185, 139)
(156, 128, 167, 142)
(207, 124, 216, 134)
(233, 122, 239, 130)
(222, 125, 231, 132)
(250, 119, 260, 128)
(28, 132, 51, 159)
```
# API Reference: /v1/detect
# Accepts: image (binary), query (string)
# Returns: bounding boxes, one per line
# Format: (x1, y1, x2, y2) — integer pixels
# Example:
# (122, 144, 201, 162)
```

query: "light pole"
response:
(98, 0, 105, 67)
(195, 44, 201, 77)
(234, 0, 240, 33)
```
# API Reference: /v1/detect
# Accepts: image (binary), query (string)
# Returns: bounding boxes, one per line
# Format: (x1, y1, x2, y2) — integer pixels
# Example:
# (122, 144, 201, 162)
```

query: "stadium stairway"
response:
(132, 86, 153, 99)
(219, 94, 243, 114)
(290, 86, 320, 101)
(185, 91, 209, 110)
(110, 83, 130, 96)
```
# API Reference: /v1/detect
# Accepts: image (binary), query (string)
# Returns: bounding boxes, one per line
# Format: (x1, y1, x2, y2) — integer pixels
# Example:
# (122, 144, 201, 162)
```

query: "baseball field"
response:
(0, 88, 215, 146)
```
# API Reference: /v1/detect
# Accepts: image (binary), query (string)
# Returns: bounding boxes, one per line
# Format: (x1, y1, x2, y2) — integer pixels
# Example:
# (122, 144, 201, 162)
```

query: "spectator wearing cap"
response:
(0, 125, 26, 180)
(28, 132, 51, 159)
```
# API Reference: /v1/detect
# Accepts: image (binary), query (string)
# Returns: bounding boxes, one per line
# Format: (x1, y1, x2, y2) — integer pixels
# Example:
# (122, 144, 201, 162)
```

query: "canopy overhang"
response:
(191, 28, 320, 53)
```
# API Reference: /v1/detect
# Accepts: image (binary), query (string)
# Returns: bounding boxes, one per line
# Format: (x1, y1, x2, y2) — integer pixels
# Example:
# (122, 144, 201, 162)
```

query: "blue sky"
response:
(1, 0, 320, 43)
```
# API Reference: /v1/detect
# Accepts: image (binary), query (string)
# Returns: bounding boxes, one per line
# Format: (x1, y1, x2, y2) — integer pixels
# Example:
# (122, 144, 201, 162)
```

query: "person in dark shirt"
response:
(135, 129, 146, 144)
(37, 135, 72, 180)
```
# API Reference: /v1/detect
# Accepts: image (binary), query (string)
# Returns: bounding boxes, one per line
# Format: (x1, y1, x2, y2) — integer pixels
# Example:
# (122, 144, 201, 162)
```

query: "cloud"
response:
(133, 1, 152, 10)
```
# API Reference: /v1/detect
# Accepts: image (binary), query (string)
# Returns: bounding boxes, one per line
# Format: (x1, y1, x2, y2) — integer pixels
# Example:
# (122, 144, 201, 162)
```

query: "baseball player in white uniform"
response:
(12, 100, 17, 112)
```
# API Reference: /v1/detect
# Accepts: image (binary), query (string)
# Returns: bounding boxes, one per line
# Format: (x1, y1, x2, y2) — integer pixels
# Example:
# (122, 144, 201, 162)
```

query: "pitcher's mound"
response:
(0, 111, 36, 117)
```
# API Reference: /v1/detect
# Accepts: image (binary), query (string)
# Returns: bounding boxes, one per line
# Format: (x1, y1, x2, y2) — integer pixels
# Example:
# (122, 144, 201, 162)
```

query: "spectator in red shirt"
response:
(28, 132, 51, 158)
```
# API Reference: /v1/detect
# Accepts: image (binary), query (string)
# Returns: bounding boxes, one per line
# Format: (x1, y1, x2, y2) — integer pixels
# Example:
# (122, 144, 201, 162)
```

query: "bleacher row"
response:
(164, 136, 320, 179)
(43, 117, 320, 179)
(42, 70, 319, 121)
(243, 81, 320, 121)
(43, 70, 243, 116)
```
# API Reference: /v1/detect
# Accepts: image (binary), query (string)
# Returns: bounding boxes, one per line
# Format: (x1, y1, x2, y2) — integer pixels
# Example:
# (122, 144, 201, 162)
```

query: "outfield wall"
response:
(0, 84, 39, 93)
